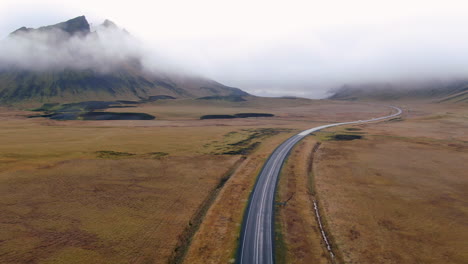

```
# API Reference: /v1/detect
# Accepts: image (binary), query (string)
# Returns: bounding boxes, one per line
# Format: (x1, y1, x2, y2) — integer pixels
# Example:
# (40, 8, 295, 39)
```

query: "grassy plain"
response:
(0, 113, 244, 264)
(182, 99, 392, 264)
(312, 103, 468, 263)
(0, 98, 394, 264)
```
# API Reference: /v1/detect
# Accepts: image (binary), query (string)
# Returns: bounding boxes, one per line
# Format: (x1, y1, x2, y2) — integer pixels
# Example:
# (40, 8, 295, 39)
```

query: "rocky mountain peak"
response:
(10, 15, 90, 36)
(42, 15, 90, 35)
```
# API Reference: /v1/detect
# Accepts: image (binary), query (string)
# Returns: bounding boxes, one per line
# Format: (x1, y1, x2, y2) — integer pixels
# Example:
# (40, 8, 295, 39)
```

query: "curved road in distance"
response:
(237, 106, 402, 264)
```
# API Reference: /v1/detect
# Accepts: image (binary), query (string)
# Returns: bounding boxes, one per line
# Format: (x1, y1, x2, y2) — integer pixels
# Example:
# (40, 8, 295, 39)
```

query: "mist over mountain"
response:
(1, 16, 141, 73)
(0, 16, 246, 104)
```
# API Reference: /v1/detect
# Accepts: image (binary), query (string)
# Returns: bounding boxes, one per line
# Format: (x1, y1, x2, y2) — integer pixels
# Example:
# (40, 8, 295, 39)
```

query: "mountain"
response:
(328, 80, 468, 103)
(10, 16, 91, 36)
(0, 16, 248, 105)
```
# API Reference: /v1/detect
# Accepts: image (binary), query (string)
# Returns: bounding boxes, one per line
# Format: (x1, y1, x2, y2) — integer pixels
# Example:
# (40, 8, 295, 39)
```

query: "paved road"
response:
(237, 106, 402, 264)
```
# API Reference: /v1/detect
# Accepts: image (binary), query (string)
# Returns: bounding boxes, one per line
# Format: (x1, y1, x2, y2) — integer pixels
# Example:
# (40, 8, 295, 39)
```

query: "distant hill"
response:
(328, 80, 468, 103)
(0, 16, 248, 105)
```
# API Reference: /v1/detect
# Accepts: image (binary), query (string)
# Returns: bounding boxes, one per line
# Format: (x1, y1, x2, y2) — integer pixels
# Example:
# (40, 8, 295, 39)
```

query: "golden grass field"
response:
(0, 116, 243, 263)
(4, 97, 459, 264)
(312, 103, 468, 264)
(181, 99, 393, 264)
(0, 98, 392, 264)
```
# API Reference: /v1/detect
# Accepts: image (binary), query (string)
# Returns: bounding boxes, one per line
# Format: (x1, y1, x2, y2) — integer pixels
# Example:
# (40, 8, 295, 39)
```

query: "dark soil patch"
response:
(216, 128, 293, 155)
(80, 112, 155, 120)
(31, 111, 155, 121)
(200, 115, 237, 120)
(223, 142, 260, 155)
(234, 113, 274, 118)
(96, 151, 136, 158)
(96, 151, 169, 159)
(345, 128, 362, 131)
(330, 134, 362, 141)
(146, 152, 169, 158)
(200, 113, 274, 120)
(28, 98, 168, 121)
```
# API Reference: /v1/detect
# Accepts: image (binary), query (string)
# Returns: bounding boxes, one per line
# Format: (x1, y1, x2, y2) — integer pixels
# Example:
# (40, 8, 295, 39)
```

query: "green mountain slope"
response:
(0, 68, 247, 104)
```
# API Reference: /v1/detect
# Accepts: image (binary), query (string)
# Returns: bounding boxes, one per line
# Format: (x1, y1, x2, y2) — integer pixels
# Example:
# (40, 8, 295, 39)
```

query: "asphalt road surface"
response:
(237, 106, 402, 264)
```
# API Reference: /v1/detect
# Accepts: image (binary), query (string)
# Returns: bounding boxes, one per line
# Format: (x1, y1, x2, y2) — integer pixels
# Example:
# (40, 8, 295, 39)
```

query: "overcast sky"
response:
(1, 0, 468, 98)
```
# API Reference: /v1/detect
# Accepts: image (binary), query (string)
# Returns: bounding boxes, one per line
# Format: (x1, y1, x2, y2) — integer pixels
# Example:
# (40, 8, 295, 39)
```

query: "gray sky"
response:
(1, 0, 468, 98)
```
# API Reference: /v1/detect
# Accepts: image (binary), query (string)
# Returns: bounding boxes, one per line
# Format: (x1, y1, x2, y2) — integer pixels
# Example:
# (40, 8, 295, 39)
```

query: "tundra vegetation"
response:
(185, 100, 467, 264)
(275, 102, 468, 264)
(2, 96, 464, 264)
(0, 97, 391, 263)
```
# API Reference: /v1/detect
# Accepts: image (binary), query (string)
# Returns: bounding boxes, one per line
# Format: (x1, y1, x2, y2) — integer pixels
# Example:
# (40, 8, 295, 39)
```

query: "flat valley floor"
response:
(0, 98, 466, 264)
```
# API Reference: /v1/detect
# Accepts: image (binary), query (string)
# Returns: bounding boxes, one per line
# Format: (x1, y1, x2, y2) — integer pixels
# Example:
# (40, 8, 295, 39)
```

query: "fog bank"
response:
(2, 0, 468, 98)
(0, 19, 181, 75)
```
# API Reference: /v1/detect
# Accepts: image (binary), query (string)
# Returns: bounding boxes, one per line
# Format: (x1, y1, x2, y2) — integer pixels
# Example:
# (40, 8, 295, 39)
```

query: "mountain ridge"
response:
(10, 16, 90, 36)
(0, 16, 248, 105)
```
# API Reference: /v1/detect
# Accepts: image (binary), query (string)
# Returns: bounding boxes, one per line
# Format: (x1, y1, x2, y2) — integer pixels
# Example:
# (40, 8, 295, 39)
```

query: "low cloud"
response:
(197, 19, 468, 97)
(0, 21, 170, 74)
(2, 9, 468, 98)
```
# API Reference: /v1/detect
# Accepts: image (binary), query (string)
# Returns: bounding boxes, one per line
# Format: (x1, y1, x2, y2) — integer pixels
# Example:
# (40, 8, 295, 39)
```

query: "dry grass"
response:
(182, 99, 392, 264)
(276, 137, 329, 264)
(313, 103, 468, 264)
(103, 97, 393, 124)
(0, 98, 398, 264)
(183, 132, 296, 264)
(0, 157, 239, 264)
(0, 109, 247, 263)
